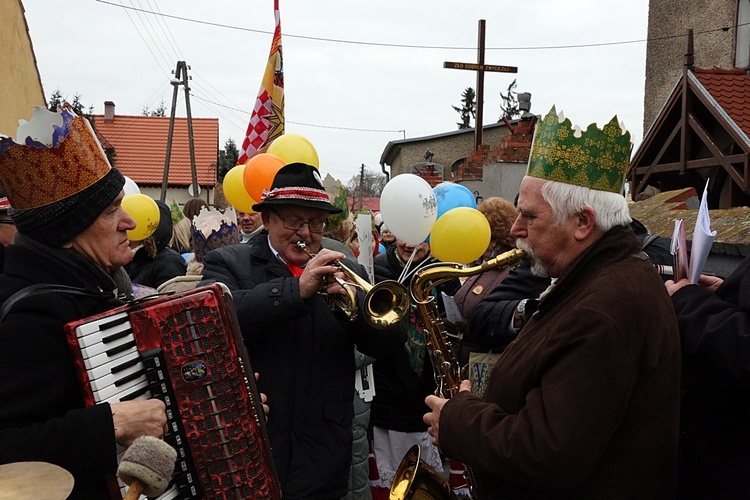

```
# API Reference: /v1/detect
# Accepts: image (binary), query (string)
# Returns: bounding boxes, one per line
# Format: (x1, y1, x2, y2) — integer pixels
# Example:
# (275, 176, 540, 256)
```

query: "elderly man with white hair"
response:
(424, 107, 681, 499)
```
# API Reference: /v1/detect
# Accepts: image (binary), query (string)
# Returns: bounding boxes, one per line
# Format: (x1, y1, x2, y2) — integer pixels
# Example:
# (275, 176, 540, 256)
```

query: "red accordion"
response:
(65, 284, 281, 500)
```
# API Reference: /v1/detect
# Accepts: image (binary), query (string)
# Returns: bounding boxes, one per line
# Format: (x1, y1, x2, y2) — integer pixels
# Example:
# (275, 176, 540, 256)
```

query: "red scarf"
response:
(286, 265, 304, 277)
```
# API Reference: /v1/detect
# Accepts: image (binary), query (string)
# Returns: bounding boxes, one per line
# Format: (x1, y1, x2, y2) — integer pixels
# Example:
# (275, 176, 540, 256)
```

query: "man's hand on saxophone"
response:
(424, 379, 472, 446)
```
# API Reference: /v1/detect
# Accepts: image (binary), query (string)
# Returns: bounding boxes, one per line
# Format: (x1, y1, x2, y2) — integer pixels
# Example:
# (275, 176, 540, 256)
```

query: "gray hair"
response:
(540, 180, 631, 231)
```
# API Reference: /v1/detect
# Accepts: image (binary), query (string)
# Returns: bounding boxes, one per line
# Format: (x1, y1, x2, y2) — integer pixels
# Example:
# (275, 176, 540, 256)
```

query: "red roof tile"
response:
(92, 114, 218, 187)
(346, 196, 380, 213)
(694, 67, 750, 136)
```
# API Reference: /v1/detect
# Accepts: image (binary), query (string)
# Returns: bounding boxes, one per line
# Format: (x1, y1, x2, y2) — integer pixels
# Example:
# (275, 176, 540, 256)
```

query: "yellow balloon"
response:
(223, 165, 258, 213)
(429, 207, 491, 264)
(268, 133, 320, 169)
(122, 193, 160, 241)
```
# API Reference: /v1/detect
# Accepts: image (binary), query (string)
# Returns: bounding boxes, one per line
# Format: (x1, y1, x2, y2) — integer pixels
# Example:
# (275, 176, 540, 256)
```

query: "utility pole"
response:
(359, 164, 365, 211)
(161, 61, 199, 202)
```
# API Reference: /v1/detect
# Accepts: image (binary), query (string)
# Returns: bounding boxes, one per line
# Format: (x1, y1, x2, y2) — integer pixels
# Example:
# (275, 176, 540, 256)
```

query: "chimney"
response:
(499, 93, 536, 164)
(104, 101, 115, 122)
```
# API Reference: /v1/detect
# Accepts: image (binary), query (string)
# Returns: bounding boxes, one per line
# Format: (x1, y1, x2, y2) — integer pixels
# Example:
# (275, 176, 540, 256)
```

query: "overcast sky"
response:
(22, 0, 649, 184)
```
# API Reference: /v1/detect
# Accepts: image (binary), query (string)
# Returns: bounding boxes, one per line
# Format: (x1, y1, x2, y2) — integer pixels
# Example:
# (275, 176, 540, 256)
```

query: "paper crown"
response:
(191, 206, 239, 262)
(170, 199, 185, 225)
(325, 186, 350, 233)
(527, 106, 632, 193)
(0, 106, 113, 210)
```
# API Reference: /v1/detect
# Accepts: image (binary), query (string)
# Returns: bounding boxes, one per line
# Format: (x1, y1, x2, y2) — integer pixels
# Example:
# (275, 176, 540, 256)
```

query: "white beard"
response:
(516, 239, 549, 278)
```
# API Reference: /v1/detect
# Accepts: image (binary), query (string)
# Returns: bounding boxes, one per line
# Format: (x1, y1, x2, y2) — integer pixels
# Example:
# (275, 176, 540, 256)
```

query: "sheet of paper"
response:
(441, 291, 463, 324)
(671, 219, 688, 281)
(355, 364, 376, 402)
(688, 179, 717, 283)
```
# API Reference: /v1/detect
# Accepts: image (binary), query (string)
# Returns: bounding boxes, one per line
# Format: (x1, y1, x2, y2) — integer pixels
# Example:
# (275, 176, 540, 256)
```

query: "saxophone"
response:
(389, 248, 526, 500)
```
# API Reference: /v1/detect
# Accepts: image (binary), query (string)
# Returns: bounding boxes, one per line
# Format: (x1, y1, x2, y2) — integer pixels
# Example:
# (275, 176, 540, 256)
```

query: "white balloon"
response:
(123, 176, 140, 196)
(379, 174, 437, 245)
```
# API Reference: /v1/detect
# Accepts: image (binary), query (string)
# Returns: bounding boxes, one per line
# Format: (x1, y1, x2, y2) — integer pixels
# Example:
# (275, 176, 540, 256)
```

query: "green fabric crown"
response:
(170, 199, 185, 225)
(527, 106, 632, 193)
(325, 186, 350, 232)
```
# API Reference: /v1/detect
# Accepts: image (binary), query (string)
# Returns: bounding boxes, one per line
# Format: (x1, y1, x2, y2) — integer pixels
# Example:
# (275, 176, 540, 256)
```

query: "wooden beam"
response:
(631, 153, 750, 174)
(688, 114, 750, 190)
(634, 119, 683, 195)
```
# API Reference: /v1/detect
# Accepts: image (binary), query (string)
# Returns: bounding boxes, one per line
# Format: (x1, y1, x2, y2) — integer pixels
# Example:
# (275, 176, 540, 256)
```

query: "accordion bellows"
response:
(0, 106, 113, 210)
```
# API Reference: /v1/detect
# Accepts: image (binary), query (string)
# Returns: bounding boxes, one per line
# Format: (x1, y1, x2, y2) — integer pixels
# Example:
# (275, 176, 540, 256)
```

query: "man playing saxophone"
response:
(200, 162, 393, 498)
(424, 107, 681, 498)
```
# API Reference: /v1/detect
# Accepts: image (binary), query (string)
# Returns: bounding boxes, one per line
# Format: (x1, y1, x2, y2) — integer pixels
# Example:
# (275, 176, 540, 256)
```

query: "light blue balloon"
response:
(433, 182, 477, 220)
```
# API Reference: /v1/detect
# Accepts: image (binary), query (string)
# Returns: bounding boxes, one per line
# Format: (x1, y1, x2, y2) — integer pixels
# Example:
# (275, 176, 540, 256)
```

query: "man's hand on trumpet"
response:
(298, 248, 348, 299)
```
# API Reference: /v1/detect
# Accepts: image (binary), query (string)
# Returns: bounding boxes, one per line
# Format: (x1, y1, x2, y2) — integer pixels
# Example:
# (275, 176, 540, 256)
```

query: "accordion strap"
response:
(0, 284, 110, 323)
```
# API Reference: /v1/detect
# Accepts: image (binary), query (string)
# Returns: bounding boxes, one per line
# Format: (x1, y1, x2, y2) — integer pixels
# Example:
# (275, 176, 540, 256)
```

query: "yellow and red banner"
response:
(238, 0, 284, 165)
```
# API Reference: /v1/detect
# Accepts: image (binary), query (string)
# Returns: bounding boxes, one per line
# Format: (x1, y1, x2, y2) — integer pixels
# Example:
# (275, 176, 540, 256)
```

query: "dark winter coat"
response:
(466, 259, 550, 357)
(0, 241, 127, 499)
(200, 233, 392, 499)
(466, 226, 673, 360)
(440, 225, 681, 499)
(671, 254, 750, 498)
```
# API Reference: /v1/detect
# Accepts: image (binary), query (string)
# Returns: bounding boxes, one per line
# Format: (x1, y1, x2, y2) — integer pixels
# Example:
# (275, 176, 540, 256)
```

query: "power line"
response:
(189, 93, 405, 134)
(96, 0, 740, 52)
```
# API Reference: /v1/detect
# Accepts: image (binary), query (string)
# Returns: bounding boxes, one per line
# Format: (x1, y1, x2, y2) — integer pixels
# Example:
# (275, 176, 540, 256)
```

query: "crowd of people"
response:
(0, 103, 747, 500)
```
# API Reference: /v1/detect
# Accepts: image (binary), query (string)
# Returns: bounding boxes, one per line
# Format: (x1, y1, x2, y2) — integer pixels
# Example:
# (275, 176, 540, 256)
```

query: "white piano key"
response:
(82, 342, 138, 370)
(96, 379, 149, 404)
(85, 351, 141, 382)
(155, 485, 180, 499)
(75, 311, 129, 338)
(79, 333, 136, 360)
(76, 319, 133, 348)
(89, 361, 147, 393)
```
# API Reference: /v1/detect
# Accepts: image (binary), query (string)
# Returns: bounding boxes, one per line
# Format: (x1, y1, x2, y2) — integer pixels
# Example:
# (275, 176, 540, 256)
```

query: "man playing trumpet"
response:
(201, 162, 392, 498)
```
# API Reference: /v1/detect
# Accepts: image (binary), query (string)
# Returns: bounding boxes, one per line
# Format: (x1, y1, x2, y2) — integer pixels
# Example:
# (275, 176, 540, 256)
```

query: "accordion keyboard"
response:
(66, 285, 281, 499)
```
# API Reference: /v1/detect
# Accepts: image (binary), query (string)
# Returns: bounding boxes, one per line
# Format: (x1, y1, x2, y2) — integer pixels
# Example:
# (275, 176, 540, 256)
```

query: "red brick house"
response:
(92, 101, 219, 206)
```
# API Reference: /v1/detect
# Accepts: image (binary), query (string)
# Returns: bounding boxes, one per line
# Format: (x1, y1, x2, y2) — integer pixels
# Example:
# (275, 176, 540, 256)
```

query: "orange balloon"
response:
(243, 153, 286, 202)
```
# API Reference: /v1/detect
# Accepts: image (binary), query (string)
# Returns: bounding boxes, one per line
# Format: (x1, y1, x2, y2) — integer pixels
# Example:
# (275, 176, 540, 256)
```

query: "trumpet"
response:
(296, 241, 410, 329)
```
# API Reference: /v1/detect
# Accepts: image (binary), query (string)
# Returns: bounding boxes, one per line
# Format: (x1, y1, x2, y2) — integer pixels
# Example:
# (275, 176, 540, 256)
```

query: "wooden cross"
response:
(444, 19, 518, 150)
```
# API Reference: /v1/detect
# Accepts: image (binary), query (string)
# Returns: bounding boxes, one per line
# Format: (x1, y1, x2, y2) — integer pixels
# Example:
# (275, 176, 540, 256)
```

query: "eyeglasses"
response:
(0, 219, 14, 225)
(268, 208, 326, 234)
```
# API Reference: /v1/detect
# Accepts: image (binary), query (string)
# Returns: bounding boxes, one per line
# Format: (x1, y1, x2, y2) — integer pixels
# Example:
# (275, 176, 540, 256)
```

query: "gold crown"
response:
(0, 106, 112, 210)
(527, 106, 632, 193)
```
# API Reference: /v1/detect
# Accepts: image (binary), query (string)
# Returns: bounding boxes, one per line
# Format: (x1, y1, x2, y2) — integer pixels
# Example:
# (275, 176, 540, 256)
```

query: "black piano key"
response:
(110, 355, 142, 374)
(105, 339, 137, 357)
(102, 326, 134, 344)
(97, 315, 130, 331)
(114, 368, 146, 387)
(119, 384, 150, 401)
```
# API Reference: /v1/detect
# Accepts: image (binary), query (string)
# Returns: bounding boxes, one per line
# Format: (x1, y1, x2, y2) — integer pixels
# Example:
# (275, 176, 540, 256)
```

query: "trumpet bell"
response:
(390, 445, 457, 500)
(364, 280, 410, 329)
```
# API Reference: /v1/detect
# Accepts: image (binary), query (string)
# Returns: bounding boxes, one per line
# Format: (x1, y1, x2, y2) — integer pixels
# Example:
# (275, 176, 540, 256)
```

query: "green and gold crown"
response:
(527, 106, 632, 193)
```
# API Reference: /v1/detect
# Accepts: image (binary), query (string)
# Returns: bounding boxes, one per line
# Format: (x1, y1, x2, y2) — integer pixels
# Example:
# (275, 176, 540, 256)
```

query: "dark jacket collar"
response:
(537, 224, 640, 313)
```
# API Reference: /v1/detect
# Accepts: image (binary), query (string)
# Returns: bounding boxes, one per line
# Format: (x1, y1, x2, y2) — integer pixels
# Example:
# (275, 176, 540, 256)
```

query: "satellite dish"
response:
(187, 183, 201, 196)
